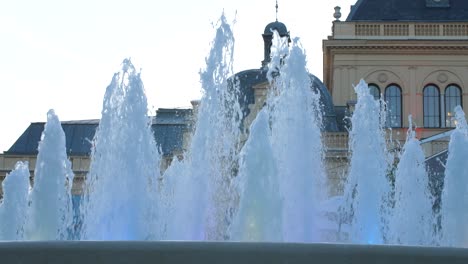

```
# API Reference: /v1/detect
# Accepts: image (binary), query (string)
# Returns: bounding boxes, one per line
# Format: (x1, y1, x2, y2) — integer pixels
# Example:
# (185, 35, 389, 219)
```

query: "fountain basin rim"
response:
(0, 241, 467, 264)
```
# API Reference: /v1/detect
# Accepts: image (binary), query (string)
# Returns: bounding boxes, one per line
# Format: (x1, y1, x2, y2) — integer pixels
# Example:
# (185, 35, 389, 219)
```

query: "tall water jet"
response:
(267, 32, 327, 242)
(0, 162, 30, 240)
(441, 105, 468, 247)
(229, 109, 282, 241)
(81, 59, 160, 240)
(390, 116, 434, 245)
(27, 110, 74, 240)
(164, 14, 242, 241)
(342, 80, 390, 244)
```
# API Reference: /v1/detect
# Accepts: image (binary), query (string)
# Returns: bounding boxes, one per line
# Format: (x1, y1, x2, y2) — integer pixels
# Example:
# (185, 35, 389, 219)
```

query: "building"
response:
(324, 0, 468, 144)
(0, 108, 192, 196)
(2, 0, 467, 196)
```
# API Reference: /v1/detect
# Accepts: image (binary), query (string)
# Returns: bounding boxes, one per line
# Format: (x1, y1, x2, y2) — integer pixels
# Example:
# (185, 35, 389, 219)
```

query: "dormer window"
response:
(426, 0, 450, 8)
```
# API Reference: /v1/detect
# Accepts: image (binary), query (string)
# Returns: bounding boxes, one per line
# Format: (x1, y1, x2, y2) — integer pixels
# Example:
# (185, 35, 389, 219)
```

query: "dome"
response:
(263, 21, 289, 36)
(229, 69, 339, 132)
(310, 74, 339, 132)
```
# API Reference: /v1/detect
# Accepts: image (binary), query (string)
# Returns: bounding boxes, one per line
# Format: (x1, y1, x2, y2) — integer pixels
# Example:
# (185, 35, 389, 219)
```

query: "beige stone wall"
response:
(330, 53, 468, 120)
(324, 21, 468, 141)
(0, 155, 88, 196)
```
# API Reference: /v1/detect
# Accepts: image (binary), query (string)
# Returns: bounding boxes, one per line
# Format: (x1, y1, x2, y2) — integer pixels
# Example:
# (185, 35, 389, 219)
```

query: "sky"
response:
(0, 0, 356, 152)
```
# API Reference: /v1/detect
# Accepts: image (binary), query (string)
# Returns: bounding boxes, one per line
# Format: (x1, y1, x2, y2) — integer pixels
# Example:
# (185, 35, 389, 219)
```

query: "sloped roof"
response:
(347, 0, 468, 22)
(6, 122, 96, 156)
(5, 109, 191, 156)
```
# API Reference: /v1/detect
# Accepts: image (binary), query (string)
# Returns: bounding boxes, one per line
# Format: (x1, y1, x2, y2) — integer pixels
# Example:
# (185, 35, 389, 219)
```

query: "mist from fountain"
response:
(80, 59, 161, 240)
(389, 115, 434, 246)
(27, 110, 75, 240)
(0, 162, 30, 240)
(161, 14, 242, 241)
(341, 80, 391, 244)
(441, 105, 468, 247)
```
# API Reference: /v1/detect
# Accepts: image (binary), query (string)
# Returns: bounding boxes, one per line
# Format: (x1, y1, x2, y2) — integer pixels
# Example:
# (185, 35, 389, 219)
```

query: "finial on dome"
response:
(276, 0, 279, 22)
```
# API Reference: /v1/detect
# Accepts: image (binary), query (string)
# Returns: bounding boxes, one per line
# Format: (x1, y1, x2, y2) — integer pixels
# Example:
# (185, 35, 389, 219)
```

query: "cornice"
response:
(331, 45, 468, 50)
(325, 43, 468, 53)
(324, 39, 468, 51)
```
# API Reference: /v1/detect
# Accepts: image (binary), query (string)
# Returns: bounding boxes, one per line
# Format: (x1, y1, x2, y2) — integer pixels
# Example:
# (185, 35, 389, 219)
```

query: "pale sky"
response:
(0, 0, 356, 152)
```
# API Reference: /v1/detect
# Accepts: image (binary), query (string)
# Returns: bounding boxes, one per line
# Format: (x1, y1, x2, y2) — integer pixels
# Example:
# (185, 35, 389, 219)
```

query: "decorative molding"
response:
(378, 73, 388, 83)
(326, 44, 468, 51)
(437, 73, 449, 83)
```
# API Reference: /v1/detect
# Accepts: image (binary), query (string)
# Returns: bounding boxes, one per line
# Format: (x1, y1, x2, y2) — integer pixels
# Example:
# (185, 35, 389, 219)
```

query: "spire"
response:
(261, 1, 290, 68)
(275, 0, 279, 22)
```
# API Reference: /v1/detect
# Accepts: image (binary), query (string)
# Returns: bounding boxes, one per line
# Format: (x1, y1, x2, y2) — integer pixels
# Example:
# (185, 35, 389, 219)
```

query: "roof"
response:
(347, 0, 468, 22)
(334, 106, 351, 132)
(263, 21, 289, 36)
(6, 122, 96, 156)
(5, 109, 192, 156)
(232, 69, 339, 132)
(230, 69, 265, 122)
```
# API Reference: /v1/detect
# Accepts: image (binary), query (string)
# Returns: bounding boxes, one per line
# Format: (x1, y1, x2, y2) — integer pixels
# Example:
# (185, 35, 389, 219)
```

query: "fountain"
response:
(1, 12, 468, 264)
(0, 162, 29, 240)
(161, 14, 242, 241)
(341, 79, 391, 244)
(440, 106, 468, 247)
(80, 59, 161, 241)
(389, 116, 435, 246)
(229, 108, 282, 241)
(27, 109, 75, 241)
(266, 32, 328, 242)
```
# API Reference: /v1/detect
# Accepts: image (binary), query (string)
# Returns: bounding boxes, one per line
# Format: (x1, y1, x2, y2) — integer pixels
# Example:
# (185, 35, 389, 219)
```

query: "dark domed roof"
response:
(264, 21, 289, 36)
(230, 69, 339, 132)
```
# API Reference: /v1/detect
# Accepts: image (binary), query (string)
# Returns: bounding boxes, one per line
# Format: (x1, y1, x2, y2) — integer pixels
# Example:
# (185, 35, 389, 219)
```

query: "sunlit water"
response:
(440, 106, 468, 247)
(341, 80, 391, 244)
(0, 162, 30, 240)
(0, 14, 467, 248)
(229, 109, 282, 241)
(27, 110, 75, 240)
(389, 116, 434, 246)
(267, 32, 328, 242)
(162, 14, 242, 241)
(80, 59, 161, 240)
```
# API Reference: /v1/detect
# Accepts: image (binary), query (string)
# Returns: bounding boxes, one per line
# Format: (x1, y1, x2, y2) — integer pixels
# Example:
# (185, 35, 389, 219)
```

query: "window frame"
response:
(368, 83, 381, 101)
(384, 84, 402, 128)
(423, 84, 441, 128)
(444, 84, 462, 128)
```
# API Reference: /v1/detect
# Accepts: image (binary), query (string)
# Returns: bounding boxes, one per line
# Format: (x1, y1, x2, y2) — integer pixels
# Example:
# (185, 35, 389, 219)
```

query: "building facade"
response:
(324, 0, 468, 143)
(0, 109, 193, 196)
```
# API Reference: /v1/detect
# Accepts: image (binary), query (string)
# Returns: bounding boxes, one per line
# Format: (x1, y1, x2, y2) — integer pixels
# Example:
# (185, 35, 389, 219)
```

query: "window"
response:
(385, 84, 402, 127)
(445, 84, 462, 128)
(368, 84, 381, 100)
(423, 85, 441, 128)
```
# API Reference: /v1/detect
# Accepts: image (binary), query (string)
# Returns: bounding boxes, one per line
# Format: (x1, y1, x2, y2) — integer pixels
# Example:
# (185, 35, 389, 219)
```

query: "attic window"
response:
(426, 0, 450, 8)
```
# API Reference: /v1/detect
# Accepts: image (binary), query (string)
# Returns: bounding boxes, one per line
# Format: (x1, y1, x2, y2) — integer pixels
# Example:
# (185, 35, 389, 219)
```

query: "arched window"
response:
(385, 84, 402, 127)
(423, 85, 440, 128)
(368, 84, 381, 100)
(445, 84, 462, 127)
